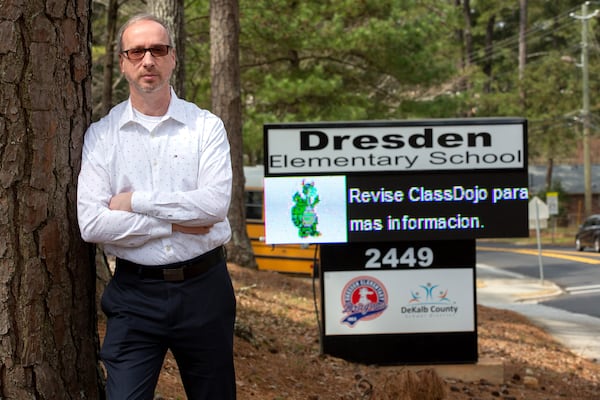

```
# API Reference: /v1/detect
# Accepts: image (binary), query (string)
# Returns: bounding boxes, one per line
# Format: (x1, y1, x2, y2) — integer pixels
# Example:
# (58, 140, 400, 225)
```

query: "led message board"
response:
(319, 240, 478, 364)
(263, 118, 528, 244)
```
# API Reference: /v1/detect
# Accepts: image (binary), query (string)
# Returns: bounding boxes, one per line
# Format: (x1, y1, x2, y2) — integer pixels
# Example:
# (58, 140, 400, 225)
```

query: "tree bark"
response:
(458, 0, 473, 100)
(518, 0, 528, 108)
(148, 0, 186, 98)
(0, 1, 102, 398)
(210, 0, 256, 268)
(483, 15, 495, 93)
(462, 0, 473, 68)
(545, 157, 554, 192)
(101, 0, 119, 115)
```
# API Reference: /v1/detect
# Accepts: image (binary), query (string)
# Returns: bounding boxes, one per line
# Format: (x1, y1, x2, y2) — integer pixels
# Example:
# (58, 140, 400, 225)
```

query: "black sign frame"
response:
(319, 240, 478, 364)
(261, 118, 528, 365)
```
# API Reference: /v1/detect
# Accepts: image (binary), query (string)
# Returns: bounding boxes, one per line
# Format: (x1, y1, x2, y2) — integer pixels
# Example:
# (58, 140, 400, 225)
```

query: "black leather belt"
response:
(116, 246, 226, 282)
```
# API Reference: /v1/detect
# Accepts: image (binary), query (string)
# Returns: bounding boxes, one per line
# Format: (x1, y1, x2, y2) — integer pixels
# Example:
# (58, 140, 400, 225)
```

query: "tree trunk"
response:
(455, 0, 465, 70)
(459, 0, 473, 106)
(518, 0, 528, 108)
(101, 0, 119, 115)
(483, 15, 495, 93)
(148, 0, 186, 98)
(0, 2, 103, 398)
(545, 157, 554, 192)
(210, 0, 256, 268)
(462, 0, 473, 68)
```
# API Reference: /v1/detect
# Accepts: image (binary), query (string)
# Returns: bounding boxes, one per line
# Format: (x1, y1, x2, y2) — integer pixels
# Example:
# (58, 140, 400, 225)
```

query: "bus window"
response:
(245, 189, 263, 220)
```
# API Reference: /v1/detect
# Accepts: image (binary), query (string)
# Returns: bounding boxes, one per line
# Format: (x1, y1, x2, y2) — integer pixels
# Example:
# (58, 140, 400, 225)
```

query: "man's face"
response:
(119, 20, 176, 94)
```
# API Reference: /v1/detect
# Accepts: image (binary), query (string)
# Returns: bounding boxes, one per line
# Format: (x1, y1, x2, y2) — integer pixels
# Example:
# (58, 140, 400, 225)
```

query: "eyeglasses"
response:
(121, 45, 171, 60)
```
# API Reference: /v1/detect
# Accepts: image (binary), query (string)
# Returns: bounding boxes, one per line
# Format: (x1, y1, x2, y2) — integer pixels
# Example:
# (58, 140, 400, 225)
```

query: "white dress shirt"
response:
(77, 89, 232, 265)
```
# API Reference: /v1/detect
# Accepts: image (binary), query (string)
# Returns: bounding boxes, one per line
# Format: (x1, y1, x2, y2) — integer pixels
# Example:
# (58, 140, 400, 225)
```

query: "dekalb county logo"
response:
(409, 282, 450, 304)
(340, 276, 388, 327)
(404, 282, 458, 316)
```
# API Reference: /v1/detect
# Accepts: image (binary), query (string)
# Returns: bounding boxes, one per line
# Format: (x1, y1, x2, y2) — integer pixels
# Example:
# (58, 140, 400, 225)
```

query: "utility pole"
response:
(571, 2, 598, 216)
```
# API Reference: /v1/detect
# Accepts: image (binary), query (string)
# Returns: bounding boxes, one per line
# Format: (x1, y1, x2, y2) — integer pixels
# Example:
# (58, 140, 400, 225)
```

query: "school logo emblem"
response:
(341, 276, 388, 327)
(290, 180, 321, 239)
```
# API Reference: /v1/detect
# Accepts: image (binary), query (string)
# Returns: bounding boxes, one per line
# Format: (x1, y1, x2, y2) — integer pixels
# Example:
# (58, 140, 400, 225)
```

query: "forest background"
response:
(92, 0, 600, 175)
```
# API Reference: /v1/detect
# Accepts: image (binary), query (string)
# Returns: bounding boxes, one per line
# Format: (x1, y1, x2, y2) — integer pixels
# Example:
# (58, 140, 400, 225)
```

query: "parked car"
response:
(575, 214, 600, 252)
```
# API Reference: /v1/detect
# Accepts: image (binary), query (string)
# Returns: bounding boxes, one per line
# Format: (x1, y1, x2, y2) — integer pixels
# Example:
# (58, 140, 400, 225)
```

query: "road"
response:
(476, 241, 600, 319)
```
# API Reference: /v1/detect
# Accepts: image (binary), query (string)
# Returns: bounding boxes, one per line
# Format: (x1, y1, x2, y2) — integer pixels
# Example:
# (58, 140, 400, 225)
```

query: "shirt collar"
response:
(119, 87, 186, 129)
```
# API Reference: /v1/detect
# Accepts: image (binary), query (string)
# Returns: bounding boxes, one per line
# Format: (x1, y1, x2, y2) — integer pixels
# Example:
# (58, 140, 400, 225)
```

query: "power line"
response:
(465, 6, 581, 67)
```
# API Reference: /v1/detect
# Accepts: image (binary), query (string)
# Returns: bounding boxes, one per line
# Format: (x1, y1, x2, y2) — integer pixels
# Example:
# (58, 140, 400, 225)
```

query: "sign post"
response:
(262, 118, 529, 364)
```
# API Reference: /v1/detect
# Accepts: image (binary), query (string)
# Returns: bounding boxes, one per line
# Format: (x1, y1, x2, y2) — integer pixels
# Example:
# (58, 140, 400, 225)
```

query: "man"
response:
(77, 13, 236, 399)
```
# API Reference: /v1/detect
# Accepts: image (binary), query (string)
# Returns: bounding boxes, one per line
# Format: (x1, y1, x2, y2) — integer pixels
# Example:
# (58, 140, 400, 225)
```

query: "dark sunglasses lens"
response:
(125, 46, 169, 59)
(128, 48, 146, 59)
(150, 46, 169, 56)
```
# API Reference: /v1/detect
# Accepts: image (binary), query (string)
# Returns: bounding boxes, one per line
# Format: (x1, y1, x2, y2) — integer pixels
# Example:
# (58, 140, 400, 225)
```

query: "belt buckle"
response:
(163, 267, 185, 281)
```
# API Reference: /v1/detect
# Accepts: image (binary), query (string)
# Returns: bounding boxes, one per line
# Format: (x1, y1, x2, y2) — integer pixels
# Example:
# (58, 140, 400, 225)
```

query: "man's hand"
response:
(109, 192, 133, 212)
(172, 224, 213, 235)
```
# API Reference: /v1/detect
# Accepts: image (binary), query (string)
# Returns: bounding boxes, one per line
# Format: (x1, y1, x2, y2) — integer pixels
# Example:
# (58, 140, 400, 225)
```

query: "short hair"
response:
(116, 13, 174, 53)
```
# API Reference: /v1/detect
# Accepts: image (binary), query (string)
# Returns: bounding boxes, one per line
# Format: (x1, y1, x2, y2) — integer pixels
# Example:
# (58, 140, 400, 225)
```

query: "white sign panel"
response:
(265, 121, 525, 175)
(547, 192, 559, 216)
(528, 196, 549, 229)
(323, 269, 475, 335)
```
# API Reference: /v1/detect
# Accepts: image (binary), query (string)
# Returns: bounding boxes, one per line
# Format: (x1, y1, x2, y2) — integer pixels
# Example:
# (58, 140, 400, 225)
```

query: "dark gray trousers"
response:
(100, 260, 236, 400)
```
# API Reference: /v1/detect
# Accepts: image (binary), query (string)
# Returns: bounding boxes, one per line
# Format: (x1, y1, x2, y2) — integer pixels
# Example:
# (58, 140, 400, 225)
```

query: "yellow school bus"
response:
(244, 165, 318, 276)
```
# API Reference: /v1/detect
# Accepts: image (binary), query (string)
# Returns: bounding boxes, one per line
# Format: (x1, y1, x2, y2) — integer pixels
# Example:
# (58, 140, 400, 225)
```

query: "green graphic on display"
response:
(291, 180, 321, 238)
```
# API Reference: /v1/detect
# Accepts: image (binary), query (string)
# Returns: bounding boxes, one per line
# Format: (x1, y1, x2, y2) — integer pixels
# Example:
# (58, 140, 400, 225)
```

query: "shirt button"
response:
(165, 245, 172, 252)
